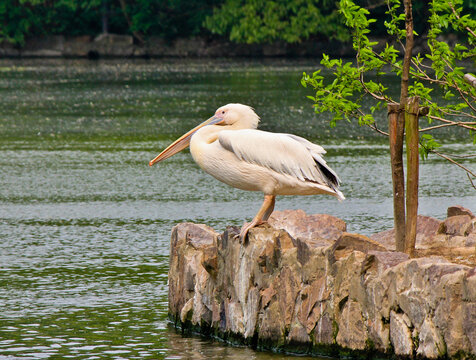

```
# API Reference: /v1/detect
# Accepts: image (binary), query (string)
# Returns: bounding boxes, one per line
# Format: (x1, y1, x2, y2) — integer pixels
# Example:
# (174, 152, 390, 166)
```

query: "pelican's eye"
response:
(221, 111, 225, 114)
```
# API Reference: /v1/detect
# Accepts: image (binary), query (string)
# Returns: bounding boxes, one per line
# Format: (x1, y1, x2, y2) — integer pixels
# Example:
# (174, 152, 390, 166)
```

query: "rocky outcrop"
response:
(371, 206, 476, 266)
(168, 208, 476, 359)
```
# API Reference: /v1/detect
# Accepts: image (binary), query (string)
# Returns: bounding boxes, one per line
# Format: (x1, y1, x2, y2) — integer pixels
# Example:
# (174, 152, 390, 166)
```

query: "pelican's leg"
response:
(261, 195, 275, 222)
(239, 195, 276, 241)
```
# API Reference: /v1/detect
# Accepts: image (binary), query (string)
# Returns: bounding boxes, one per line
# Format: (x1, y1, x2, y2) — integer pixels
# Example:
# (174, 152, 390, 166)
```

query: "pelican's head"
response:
(149, 103, 259, 166)
(214, 103, 260, 130)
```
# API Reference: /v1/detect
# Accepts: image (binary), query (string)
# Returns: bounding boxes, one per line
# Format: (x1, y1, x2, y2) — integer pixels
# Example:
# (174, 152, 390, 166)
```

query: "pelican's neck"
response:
(192, 124, 223, 145)
(189, 125, 218, 157)
(190, 120, 256, 153)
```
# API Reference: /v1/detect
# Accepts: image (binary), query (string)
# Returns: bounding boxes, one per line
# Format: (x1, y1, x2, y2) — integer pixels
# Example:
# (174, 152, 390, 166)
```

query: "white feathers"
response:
(188, 103, 344, 200)
(218, 129, 341, 191)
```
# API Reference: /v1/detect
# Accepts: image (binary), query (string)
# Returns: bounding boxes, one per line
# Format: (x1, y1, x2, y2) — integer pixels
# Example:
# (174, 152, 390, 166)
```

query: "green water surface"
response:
(0, 59, 474, 359)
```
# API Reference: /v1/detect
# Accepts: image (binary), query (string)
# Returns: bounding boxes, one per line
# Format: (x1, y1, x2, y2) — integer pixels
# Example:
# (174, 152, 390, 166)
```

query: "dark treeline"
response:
(1, 0, 475, 46)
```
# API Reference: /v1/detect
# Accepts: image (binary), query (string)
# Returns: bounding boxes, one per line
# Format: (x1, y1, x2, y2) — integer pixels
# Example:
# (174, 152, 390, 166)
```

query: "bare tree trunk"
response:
(117, 0, 144, 44)
(388, 104, 406, 252)
(395, 0, 415, 255)
(405, 97, 420, 256)
(400, 0, 414, 105)
(102, 0, 109, 34)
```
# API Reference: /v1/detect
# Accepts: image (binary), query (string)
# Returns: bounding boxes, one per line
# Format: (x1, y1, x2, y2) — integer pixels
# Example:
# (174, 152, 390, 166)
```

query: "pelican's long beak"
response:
(149, 116, 223, 166)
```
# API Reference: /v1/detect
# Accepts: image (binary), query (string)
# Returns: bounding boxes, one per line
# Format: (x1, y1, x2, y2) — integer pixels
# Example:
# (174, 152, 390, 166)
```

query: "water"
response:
(0, 59, 475, 359)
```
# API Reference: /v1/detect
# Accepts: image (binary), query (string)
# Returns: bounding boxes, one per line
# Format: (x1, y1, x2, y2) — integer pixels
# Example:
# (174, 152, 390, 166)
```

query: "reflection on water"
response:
(165, 330, 322, 360)
(0, 59, 474, 359)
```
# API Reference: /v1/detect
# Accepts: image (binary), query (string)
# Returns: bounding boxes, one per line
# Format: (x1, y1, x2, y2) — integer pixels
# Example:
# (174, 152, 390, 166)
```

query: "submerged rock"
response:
(168, 209, 476, 359)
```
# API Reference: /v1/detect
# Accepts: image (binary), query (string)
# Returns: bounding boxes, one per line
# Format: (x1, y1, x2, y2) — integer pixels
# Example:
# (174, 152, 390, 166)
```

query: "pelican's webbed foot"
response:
(238, 220, 267, 243)
(237, 195, 276, 243)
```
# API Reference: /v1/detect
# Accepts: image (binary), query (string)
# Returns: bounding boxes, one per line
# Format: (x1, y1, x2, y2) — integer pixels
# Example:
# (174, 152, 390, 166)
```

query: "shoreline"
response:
(0, 33, 438, 59)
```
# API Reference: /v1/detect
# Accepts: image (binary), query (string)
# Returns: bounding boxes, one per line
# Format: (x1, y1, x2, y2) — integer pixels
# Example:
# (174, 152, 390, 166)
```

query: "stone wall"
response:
(168, 209, 476, 359)
(0, 34, 355, 58)
(0, 33, 455, 58)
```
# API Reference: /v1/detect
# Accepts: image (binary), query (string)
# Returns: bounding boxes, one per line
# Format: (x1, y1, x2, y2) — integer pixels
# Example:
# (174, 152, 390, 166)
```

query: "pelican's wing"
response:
(218, 129, 341, 189)
(284, 134, 326, 155)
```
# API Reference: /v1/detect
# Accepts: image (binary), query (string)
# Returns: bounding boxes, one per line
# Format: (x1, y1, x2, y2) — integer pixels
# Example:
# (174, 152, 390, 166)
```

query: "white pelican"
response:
(149, 104, 344, 240)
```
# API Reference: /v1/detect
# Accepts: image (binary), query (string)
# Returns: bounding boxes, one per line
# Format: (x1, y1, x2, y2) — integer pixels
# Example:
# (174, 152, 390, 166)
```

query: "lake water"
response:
(0, 59, 474, 359)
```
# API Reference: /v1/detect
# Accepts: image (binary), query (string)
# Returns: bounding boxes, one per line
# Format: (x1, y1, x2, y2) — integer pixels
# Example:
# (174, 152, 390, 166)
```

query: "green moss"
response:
(366, 338, 376, 351)
(168, 312, 473, 360)
(437, 338, 447, 358)
(412, 332, 420, 351)
(450, 350, 476, 360)
(332, 319, 339, 342)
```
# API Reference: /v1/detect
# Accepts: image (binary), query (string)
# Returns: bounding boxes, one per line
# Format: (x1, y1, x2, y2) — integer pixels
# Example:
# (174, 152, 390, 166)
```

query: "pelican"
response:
(149, 104, 344, 240)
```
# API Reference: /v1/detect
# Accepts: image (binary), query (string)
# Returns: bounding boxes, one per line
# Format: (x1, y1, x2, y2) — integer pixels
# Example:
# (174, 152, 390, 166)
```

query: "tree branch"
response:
(419, 123, 457, 132)
(359, 72, 388, 101)
(355, 108, 390, 136)
(467, 173, 476, 190)
(427, 115, 476, 131)
(366, 123, 389, 136)
(117, 0, 144, 44)
(449, 4, 476, 39)
(409, 60, 476, 104)
(420, 121, 476, 132)
(431, 149, 476, 182)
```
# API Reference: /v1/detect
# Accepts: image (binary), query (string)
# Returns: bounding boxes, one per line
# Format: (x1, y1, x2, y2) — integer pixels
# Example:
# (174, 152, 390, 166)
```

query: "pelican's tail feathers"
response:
(334, 188, 345, 202)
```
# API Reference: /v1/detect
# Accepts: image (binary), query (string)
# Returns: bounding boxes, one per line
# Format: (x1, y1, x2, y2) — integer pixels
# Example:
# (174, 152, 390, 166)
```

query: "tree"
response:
(301, 0, 476, 255)
(204, 0, 350, 43)
(118, 0, 222, 43)
(0, 0, 114, 46)
(0, 0, 221, 46)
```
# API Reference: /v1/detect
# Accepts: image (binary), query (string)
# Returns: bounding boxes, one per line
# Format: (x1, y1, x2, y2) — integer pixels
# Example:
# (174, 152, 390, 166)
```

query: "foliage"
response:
(204, 0, 350, 43)
(2, 0, 475, 47)
(121, 0, 222, 41)
(302, 0, 476, 161)
(0, 0, 114, 45)
(0, 0, 221, 45)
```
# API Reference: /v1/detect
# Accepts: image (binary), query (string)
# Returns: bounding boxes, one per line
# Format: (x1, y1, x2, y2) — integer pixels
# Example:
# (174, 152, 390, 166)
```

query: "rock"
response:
(390, 311, 413, 356)
(463, 267, 476, 301)
(287, 322, 309, 345)
(201, 246, 218, 277)
(332, 232, 388, 253)
(432, 267, 473, 356)
(268, 209, 346, 244)
(462, 302, 476, 354)
(336, 300, 367, 350)
(313, 313, 334, 345)
(371, 215, 442, 250)
(21, 35, 65, 57)
(466, 233, 476, 247)
(447, 205, 475, 219)
(417, 317, 445, 358)
(168, 209, 476, 359)
(168, 222, 218, 324)
(63, 35, 93, 57)
(0, 41, 21, 56)
(180, 298, 194, 323)
(93, 33, 134, 56)
(438, 215, 474, 236)
(94, 33, 133, 46)
(362, 251, 410, 275)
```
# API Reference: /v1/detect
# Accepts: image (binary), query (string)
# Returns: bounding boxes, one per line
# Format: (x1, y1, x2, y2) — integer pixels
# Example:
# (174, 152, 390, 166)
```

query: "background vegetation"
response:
(2, 0, 475, 46)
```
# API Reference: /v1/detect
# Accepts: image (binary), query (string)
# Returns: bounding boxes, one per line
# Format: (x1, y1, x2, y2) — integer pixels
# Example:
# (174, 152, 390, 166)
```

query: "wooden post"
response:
(388, 103, 406, 252)
(404, 97, 420, 256)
